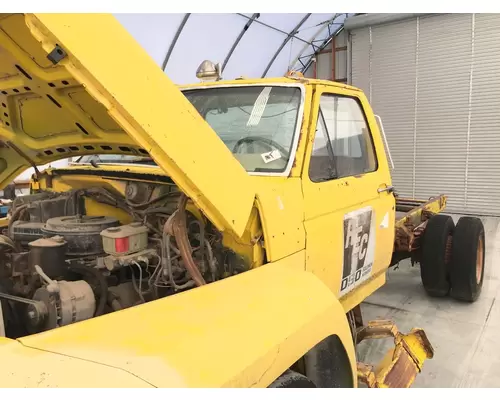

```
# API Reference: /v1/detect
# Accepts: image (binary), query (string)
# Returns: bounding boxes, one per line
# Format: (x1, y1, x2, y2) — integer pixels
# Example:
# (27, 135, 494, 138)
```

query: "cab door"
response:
(301, 85, 395, 308)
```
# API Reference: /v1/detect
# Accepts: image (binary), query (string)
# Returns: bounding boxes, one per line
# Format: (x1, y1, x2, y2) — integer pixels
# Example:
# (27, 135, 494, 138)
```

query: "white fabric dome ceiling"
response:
(114, 13, 351, 84)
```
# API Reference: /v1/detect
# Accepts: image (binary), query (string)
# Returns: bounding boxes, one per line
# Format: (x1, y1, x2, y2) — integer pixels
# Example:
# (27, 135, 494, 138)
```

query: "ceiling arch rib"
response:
(114, 13, 186, 67)
(236, 13, 311, 46)
(261, 13, 312, 78)
(163, 14, 248, 84)
(222, 13, 260, 73)
(288, 13, 342, 71)
(221, 16, 288, 80)
(291, 13, 351, 73)
(300, 27, 346, 73)
(162, 13, 191, 71)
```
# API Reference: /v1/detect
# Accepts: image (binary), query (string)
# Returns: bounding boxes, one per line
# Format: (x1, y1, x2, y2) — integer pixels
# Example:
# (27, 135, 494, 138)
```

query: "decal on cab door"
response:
(340, 206, 376, 297)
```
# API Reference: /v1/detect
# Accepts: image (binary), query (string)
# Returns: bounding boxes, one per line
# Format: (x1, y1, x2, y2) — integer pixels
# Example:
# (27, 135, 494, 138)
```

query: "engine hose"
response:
(126, 191, 179, 208)
(164, 232, 186, 291)
(140, 207, 174, 216)
(164, 194, 206, 287)
(205, 239, 217, 282)
(67, 265, 107, 317)
(0, 234, 16, 250)
(7, 205, 28, 237)
(190, 218, 205, 273)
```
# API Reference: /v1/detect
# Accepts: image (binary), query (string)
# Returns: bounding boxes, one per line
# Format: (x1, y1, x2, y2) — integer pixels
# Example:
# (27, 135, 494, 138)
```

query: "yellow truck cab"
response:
(0, 14, 485, 388)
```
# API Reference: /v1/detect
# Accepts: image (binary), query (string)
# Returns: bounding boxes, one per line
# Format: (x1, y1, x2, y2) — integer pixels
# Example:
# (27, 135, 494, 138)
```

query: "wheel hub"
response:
(476, 236, 484, 284)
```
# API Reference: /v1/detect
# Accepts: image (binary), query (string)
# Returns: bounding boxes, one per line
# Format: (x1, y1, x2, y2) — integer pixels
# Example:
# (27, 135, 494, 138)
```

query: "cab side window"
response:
(309, 95, 378, 182)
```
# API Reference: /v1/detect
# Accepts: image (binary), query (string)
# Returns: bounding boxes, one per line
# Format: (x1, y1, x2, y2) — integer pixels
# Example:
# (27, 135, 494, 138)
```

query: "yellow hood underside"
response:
(0, 13, 256, 237)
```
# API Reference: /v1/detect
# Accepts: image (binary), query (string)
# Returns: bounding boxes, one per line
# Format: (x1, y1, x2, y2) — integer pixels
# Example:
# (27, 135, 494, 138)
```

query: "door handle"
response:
(378, 185, 394, 194)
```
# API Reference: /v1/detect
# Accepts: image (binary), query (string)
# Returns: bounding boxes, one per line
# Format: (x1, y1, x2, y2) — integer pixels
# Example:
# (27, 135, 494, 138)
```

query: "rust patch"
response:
(395, 225, 412, 252)
(477, 235, 484, 284)
(357, 362, 376, 388)
(382, 351, 418, 388)
(356, 320, 434, 388)
(394, 195, 448, 254)
(356, 319, 398, 344)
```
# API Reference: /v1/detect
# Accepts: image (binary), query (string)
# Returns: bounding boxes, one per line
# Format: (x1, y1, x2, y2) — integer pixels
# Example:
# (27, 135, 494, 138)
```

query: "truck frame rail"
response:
(394, 195, 447, 257)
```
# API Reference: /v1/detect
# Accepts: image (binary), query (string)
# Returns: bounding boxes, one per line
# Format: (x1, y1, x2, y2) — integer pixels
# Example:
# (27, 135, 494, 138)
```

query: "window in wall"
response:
(309, 95, 377, 182)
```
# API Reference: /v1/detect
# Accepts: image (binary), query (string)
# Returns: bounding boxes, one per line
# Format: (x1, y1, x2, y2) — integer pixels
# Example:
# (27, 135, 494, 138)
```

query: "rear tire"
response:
(450, 217, 485, 302)
(269, 370, 317, 388)
(420, 214, 455, 297)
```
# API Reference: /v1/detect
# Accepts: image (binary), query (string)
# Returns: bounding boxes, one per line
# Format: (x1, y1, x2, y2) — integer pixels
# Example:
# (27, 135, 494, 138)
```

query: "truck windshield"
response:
(76, 85, 302, 174)
(184, 85, 302, 173)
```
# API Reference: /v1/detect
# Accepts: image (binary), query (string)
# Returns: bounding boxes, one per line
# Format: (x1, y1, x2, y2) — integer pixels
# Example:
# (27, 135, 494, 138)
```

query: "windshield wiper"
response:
(254, 167, 285, 173)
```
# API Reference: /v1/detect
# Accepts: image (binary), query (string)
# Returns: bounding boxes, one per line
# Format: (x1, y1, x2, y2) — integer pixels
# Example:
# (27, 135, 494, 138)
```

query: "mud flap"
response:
(356, 320, 434, 388)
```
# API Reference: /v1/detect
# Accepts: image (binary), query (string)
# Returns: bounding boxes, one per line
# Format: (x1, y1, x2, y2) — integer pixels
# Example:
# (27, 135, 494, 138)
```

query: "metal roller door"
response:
(348, 13, 500, 216)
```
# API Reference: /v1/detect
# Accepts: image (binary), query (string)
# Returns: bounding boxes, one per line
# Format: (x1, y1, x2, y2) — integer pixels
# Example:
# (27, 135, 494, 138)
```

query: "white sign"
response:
(340, 206, 376, 297)
(260, 149, 282, 164)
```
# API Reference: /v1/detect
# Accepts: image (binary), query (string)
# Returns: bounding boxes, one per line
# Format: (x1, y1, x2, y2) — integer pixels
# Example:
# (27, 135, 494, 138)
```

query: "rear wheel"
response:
(450, 217, 485, 302)
(420, 214, 455, 297)
(269, 370, 317, 388)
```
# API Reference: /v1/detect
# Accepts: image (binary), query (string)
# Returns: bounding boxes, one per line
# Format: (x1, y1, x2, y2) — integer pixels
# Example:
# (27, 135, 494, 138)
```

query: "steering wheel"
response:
(232, 136, 289, 160)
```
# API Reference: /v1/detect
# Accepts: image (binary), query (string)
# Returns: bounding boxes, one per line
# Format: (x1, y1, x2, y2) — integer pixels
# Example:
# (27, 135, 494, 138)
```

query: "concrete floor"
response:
(358, 214, 500, 388)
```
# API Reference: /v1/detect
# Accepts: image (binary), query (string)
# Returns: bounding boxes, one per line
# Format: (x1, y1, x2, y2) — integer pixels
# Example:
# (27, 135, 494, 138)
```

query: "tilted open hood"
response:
(0, 13, 255, 237)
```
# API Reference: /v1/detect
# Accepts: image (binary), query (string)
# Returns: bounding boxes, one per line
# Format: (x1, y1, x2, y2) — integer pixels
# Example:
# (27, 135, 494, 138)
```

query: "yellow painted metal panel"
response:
(253, 176, 306, 262)
(301, 84, 396, 310)
(18, 251, 356, 388)
(0, 338, 152, 387)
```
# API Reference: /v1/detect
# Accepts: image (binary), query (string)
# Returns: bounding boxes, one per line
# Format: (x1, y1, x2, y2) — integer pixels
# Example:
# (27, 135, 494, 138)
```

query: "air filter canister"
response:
(42, 215, 120, 256)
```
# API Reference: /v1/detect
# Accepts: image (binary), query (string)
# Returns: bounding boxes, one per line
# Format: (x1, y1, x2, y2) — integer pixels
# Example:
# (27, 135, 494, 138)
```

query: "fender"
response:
(16, 251, 356, 388)
(0, 338, 153, 387)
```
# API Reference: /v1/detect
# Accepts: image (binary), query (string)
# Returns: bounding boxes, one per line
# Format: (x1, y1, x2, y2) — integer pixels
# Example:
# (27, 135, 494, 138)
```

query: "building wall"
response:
(348, 13, 500, 216)
(304, 30, 348, 82)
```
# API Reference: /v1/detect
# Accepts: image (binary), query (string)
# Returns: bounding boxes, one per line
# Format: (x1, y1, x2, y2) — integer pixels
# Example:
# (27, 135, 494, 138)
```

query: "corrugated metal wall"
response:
(349, 13, 500, 216)
(468, 14, 500, 214)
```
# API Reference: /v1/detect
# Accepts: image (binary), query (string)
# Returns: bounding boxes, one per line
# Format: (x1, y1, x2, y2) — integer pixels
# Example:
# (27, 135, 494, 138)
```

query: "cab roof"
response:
(178, 76, 361, 92)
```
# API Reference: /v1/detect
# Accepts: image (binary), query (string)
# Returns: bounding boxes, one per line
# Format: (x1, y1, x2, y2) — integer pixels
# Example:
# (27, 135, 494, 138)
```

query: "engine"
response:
(0, 184, 247, 338)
